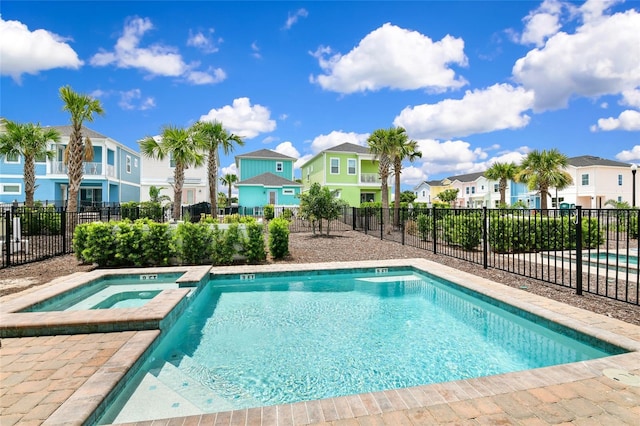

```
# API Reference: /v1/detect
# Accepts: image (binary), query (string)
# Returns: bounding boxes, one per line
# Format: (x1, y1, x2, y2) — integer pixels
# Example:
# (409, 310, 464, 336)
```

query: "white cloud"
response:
(187, 29, 221, 53)
(118, 89, 156, 111)
(274, 141, 300, 159)
(615, 146, 640, 162)
(309, 130, 370, 154)
(512, 8, 640, 111)
(221, 163, 237, 176)
(0, 16, 83, 82)
(90, 16, 224, 84)
(592, 110, 640, 131)
(398, 165, 426, 188)
(310, 23, 468, 94)
(251, 41, 261, 59)
(394, 84, 534, 139)
(519, 0, 563, 47)
(621, 89, 640, 108)
(199, 97, 276, 139)
(283, 8, 308, 30)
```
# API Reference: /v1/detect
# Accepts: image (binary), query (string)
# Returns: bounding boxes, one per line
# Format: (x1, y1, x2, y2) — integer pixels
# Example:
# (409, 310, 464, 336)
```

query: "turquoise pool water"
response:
(21, 273, 185, 312)
(96, 268, 625, 424)
(589, 252, 638, 265)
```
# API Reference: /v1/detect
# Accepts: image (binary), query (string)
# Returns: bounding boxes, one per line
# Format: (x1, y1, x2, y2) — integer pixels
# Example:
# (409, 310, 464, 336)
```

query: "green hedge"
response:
(488, 216, 603, 253)
(73, 218, 272, 267)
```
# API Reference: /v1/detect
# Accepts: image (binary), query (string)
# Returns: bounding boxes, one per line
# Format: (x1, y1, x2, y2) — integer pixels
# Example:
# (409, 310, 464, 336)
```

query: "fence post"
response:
(401, 209, 405, 245)
(4, 210, 10, 267)
(575, 206, 583, 296)
(432, 206, 437, 254)
(352, 207, 356, 231)
(483, 207, 488, 269)
(61, 209, 67, 254)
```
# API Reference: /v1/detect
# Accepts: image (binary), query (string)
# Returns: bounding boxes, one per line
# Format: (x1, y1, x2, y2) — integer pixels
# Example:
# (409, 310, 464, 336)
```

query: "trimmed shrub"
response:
(416, 213, 431, 241)
(211, 223, 243, 266)
(442, 211, 482, 250)
(244, 222, 267, 264)
(268, 217, 290, 259)
(264, 204, 275, 221)
(174, 221, 214, 265)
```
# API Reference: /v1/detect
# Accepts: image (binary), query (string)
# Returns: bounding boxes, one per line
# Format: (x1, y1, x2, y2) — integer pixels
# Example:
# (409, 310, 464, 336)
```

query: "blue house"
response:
(0, 125, 140, 208)
(234, 149, 301, 210)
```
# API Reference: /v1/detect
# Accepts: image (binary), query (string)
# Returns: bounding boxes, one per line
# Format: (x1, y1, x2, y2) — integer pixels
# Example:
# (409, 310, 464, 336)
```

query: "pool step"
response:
(110, 371, 202, 424)
(152, 355, 237, 413)
(168, 350, 262, 409)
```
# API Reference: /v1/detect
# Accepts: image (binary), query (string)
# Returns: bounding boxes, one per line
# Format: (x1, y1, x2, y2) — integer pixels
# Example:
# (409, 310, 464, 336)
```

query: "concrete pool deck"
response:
(1, 259, 639, 425)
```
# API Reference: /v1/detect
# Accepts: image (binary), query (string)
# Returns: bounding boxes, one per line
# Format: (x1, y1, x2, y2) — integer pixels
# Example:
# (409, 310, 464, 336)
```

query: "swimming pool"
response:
(21, 272, 186, 312)
(589, 252, 638, 266)
(95, 267, 625, 424)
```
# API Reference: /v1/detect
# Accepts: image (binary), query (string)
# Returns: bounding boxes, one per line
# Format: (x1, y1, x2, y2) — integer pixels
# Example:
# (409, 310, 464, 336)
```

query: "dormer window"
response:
(276, 162, 283, 172)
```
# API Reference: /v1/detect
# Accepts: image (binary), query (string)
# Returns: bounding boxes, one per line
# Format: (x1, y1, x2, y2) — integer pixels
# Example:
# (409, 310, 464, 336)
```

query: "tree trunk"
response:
(173, 164, 185, 220)
(66, 125, 84, 214)
(24, 154, 35, 207)
(208, 150, 217, 217)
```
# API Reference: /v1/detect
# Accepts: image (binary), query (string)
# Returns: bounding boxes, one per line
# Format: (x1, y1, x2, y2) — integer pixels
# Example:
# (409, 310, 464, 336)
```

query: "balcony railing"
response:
(360, 173, 381, 184)
(51, 161, 114, 177)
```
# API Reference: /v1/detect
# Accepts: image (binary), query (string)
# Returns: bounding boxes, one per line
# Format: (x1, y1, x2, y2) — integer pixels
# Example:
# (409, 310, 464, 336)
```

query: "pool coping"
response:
(4, 259, 640, 425)
(0, 265, 211, 338)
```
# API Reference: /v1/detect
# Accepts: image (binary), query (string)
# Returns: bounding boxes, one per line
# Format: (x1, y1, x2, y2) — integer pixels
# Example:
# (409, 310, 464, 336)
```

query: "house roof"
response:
(426, 179, 445, 186)
(237, 172, 302, 187)
(446, 171, 485, 183)
(568, 155, 631, 168)
(45, 125, 108, 139)
(324, 142, 371, 154)
(235, 149, 296, 160)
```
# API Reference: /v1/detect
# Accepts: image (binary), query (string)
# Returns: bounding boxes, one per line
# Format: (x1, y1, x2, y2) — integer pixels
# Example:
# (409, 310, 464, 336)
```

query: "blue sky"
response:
(2, 0, 639, 191)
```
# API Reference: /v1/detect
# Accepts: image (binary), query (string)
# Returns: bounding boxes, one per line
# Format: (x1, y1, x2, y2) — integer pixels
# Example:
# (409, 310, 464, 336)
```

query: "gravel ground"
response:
(1, 230, 638, 325)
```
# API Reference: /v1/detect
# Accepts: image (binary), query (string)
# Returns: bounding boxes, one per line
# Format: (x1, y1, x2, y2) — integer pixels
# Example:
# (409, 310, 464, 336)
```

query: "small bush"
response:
(416, 213, 431, 241)
(281, 208, 294, 221)
(268, 217, 290, 259)
(175, 221, 214, 265)
(244, 222, 266, 264)
(264, 204, 275, 221)
(211, 223, 243, 265)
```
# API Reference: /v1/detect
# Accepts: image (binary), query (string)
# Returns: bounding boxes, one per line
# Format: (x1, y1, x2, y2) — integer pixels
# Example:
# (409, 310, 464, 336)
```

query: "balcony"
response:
(360, 173, 381, 184)
(51, 161, 114, 177)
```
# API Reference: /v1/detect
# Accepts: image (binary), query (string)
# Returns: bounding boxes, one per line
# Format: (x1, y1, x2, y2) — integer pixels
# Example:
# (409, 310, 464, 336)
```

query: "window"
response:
(134, 158, 138, 168)
(495, 200, 500, 208)
(422, 190, 426, 197)
(0, 183, 21, 194)
(494, 184, 499, 192)
(282, 188, 294, 195)
(551, 197, 564, 208)
(4, 152, 19, 164)
(306, 169, 310, 183)
(471, 187, 475, 194)
(333, 189, 341, 198)
(330, 158, 339, 174)
(618, 196, 622, 202)
(618, 174, 623, 186)
(581, 174, 589, 185)
(35, 152, 47, 163)
(465, 187, 469, 194)
(126, 155, 132, 173)
(276, 162, 283, 172)
(169, 153, 176, 168)
(347, 158, 356, 175)
(481, 185, 484, 191)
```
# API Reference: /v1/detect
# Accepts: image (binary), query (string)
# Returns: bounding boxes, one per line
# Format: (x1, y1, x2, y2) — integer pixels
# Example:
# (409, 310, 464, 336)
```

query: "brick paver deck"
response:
(1, 260, 639, 425)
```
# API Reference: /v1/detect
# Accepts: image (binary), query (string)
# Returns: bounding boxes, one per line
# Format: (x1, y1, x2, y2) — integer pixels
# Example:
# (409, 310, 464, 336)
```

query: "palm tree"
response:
(139, 126, 205, 220)
(367, 128, 393, 213)
(191, 120, 244, 217)
(0, 119, 60, 207)
(59, 85, 104, 213)
(484, 161, 519, 206)
(516, 149, 573, 211)
(220, 173, 238, 207)
(389, 127, 421, 227)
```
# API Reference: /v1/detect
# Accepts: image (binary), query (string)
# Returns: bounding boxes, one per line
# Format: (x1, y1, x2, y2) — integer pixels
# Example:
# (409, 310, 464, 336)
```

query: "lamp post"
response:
(632, 164, 637, 208)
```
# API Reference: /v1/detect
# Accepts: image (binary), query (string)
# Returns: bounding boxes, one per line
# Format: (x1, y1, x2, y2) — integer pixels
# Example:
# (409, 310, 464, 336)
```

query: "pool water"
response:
(96, 269, 623, 424)
(589, 252, 638, 265)
(21, 273, 185, 312)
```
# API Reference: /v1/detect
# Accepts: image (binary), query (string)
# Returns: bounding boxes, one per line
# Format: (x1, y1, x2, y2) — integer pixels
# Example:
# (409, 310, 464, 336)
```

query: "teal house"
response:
(234, 149, 302, 210)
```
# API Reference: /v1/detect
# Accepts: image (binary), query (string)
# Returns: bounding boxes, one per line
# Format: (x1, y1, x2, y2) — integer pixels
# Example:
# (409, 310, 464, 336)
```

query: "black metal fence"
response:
(2, 204, 638, 306)
(349, 206, 639, 306)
